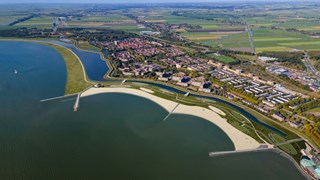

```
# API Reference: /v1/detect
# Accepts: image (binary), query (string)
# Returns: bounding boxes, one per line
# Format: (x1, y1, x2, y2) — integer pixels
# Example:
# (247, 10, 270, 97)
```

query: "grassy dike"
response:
(42, 43, 92, 94)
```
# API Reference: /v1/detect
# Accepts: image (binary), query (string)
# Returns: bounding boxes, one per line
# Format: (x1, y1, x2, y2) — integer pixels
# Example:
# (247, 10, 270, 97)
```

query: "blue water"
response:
(0, 41, 66, 100)
(44, 40, 109, 81)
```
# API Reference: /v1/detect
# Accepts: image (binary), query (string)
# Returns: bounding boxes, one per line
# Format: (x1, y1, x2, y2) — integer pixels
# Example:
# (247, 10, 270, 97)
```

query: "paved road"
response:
(275, 138, 304, 146)
(244, 21, 256, 54)
(303, 52, 320, 77)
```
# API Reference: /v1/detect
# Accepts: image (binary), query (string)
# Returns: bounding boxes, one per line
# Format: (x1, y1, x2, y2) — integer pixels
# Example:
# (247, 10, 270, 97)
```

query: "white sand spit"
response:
(209, 106, 226, 116)
(139, 88, 154, 93)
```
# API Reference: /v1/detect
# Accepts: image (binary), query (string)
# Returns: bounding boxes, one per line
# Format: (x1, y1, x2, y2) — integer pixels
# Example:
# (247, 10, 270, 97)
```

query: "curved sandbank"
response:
(81, 87, 261, 151)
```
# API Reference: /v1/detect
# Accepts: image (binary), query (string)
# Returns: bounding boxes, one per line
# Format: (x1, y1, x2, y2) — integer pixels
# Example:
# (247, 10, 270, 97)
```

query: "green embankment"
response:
(77, 42, 100, 52)
(45, 43, 91, 94)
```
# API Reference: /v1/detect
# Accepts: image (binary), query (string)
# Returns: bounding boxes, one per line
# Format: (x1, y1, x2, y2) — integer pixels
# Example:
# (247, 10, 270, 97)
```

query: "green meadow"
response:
(252, 28, 320, 52)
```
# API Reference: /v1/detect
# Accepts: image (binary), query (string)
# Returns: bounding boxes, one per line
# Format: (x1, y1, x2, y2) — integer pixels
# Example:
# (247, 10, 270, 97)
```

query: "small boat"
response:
(14, 69, 18, 74)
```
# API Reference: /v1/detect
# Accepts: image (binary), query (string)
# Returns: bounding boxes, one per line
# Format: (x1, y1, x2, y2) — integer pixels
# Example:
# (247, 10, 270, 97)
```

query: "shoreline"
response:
(2, 38, 317, 151)
(81, 87, 262, 151)
(0, 39, 310, 178)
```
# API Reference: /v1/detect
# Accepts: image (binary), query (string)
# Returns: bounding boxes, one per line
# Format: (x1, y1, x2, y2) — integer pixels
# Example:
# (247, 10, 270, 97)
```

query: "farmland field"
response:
(15, 14, 137, 30)
(180, 32, 223, 40)
(16, 16, 53, 27)
(203, 32, 251, 50)
(252, 28, 320, 52)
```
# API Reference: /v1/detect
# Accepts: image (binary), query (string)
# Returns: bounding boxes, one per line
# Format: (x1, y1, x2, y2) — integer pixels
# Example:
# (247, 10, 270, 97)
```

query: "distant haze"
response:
(0, 0, 315, 4)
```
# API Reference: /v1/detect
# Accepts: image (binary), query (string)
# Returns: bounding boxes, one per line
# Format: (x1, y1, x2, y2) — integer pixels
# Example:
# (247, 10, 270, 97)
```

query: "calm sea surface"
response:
(0, 41, 306, 179)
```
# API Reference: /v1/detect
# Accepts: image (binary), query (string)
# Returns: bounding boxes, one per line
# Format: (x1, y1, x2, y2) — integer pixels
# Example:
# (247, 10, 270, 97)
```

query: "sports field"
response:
(207, 54, 237, 64)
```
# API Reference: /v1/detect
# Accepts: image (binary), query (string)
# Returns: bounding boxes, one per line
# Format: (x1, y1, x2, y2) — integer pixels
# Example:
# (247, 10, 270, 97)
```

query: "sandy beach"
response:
(81, 87, 261, 150)
(209, 105, 226, 116)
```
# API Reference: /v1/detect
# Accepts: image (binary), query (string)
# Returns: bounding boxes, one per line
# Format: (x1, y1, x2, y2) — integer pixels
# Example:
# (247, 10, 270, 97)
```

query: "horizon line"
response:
(0, 0, 318, 5)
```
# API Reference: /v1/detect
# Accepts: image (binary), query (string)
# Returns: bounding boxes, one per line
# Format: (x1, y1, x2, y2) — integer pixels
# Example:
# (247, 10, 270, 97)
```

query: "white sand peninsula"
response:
(81, 87, 261, 150)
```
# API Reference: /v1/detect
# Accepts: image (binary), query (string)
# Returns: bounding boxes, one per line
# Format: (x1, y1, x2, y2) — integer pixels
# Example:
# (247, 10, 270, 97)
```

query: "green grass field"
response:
(207, 54, 237, 63)
(307, 107, 320, 116)
(0, 15, 24, 26)
(204, 32, 251, 49)
(16, 16, 53, 26)
(252, 28, 320, 52)
(273, 19, 320, 33)
(109, 25, 146, 32)
(77, 41, 100, 52)
(15, 14, 135, 29)
(180, 32, 223, 40)
(269, 133, 297, 155)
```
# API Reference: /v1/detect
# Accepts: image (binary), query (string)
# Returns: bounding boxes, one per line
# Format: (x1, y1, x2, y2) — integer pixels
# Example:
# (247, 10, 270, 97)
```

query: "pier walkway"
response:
(73, 93, 81, 112)
(40, 93, 78, 102)
(40, 86, 93, 112)
(121, 79, 126, 85)
(209, 145, 270, 157)
(163, 103, 180, 121)
(73, 86, 93, 112)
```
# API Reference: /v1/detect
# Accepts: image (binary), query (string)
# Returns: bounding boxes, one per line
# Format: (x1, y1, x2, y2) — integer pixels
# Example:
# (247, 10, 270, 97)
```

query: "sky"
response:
(0, 0, 312, 4)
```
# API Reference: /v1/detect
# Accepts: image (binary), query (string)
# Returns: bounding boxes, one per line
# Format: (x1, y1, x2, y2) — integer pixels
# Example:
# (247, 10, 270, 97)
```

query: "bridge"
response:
(73, 86, 93, 112)
(121, 79, 126, 85)
(209, 145, 270, 157)
(73, 93, 81, 112)
(163, 103, 180, 121)
(40, 85, 93, 112)
(40, 93, 78, 103)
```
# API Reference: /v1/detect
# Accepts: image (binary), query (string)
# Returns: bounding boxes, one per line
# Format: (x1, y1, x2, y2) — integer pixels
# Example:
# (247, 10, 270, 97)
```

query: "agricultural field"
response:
(142, 11, 247, 44)
(67, 14, 134, 26)
(13, 13, 147, 33)
(252, 28, 320, 52)
(201, 32, 252, 52)
(15, 16, 53, 29)
(147, 5, 320, 53)
(110, 25, 147, 33)
(145, 15, 234, 30)
(273, 19, 320, 33)
(0, 15, 25, 26)
(0, 6, 30, 27)
(180, 32, 222, 40)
